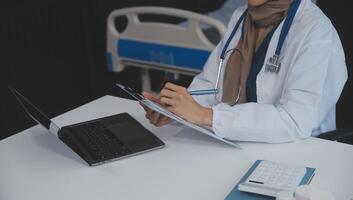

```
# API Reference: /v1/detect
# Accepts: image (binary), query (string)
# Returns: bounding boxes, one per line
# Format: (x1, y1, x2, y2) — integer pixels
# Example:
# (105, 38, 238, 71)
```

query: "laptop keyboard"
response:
(74, 121, 131, 160)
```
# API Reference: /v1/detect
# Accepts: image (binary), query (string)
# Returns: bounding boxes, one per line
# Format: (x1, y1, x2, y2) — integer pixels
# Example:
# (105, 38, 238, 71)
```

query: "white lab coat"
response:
(188, 0, 347, 143)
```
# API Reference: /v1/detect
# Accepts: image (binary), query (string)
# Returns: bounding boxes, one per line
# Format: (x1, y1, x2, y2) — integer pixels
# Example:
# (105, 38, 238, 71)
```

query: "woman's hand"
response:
(141, 92, 172, 127)
(159, 82, 213, 126)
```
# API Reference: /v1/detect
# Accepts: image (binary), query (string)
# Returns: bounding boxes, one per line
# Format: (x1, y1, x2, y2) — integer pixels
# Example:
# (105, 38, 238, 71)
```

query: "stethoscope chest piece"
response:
(265, 54, 281, 74)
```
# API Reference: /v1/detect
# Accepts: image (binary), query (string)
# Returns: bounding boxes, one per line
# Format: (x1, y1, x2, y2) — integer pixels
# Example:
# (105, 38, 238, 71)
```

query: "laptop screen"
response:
(9, 86, 51, 130)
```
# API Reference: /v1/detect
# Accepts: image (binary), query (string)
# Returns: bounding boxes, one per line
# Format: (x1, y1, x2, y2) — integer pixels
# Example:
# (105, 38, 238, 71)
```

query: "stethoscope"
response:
(189, 0, 301, 102)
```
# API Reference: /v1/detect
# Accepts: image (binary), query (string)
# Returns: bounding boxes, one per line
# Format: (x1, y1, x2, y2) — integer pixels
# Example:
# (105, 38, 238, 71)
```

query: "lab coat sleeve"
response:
(187, 42, 222, 107)
(188, 7, 246, 107)
(212, 20, 347, 143)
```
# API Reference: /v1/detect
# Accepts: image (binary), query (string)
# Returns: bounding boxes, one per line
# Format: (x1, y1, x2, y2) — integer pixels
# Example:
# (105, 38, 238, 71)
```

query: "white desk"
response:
(1, 95, 353, 200)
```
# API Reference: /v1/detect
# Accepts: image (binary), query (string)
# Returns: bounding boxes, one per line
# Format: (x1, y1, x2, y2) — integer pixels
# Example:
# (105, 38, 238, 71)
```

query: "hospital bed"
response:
(106, 6, 226, 92)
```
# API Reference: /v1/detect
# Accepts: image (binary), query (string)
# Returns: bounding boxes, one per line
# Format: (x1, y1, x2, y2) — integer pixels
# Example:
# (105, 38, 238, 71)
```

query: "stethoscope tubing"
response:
(189, 0, 301, 97)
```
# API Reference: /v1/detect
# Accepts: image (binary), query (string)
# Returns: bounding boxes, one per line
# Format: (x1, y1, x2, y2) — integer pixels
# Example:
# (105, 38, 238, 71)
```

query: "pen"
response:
(188, 89, 219, 96)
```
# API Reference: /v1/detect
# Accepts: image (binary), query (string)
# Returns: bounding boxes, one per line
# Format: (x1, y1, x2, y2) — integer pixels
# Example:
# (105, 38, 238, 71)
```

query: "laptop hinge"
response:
(49, 122, 61, 137)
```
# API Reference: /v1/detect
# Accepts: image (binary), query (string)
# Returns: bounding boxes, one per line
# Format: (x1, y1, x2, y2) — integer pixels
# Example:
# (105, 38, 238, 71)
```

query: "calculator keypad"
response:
(246, 161, 306, 192)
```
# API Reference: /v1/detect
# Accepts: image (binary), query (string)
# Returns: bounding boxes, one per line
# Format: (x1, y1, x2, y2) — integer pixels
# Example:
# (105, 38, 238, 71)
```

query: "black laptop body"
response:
(9, 86, 165, 166)
(58, 113, 165, 166)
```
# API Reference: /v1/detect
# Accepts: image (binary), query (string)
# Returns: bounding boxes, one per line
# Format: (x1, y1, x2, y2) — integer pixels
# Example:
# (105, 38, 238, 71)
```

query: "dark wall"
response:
(0, 0, 92, 139)
(317, 0, 353, 129)
(1, 0, 351, 140)
(0, 0, 224, 140)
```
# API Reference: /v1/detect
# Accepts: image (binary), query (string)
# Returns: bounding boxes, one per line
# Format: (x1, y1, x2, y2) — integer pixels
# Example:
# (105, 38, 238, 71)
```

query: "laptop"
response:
(9, 86, 165, 166)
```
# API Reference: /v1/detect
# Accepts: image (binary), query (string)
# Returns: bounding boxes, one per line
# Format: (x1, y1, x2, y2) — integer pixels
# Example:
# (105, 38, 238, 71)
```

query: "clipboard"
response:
(116, 83, 241, 148)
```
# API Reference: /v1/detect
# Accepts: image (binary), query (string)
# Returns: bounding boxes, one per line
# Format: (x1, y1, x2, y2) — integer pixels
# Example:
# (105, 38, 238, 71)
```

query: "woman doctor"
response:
(142, 0, 347, 143)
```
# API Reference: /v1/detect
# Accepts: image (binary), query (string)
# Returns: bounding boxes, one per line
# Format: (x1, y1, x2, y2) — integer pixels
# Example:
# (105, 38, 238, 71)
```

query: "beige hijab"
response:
(222, 0, 291, 105)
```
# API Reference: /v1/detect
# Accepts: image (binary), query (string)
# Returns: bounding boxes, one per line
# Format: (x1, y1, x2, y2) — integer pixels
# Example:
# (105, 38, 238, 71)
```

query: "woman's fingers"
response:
(155, 116, 172, 127)
(150, 112, 160, 124)
(144, 109, 172, 126)
(159, 88, 178, 99)
(142, 92, 162, 104)
(160, 83, 190, 107)
(141, 100, 168, 125)
(145, 107, 153, 119)
(148, 110, 171, 126)
(141, 89, 174, 127)
(160, 97, 176, 106)
(164, 82, 188, 93)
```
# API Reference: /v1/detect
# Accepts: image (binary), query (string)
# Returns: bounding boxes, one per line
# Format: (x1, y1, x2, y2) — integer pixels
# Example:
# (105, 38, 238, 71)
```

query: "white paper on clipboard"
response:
(116, 84, 241, 148)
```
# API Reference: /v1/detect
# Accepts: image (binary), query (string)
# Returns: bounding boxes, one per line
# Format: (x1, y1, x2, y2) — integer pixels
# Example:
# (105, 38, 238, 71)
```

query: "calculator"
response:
(238, 160, 307, 197)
